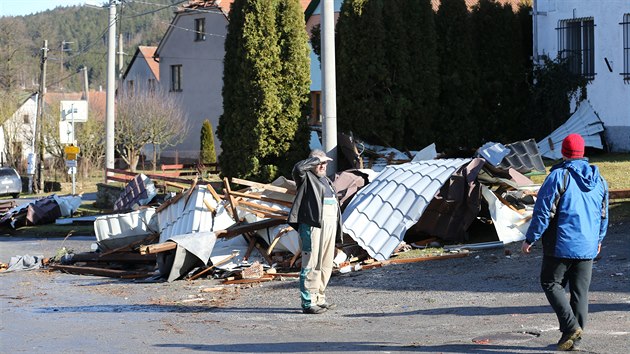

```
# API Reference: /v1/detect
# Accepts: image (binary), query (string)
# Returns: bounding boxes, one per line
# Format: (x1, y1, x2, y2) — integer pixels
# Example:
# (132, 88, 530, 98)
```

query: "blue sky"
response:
(0, 0, 88, 17)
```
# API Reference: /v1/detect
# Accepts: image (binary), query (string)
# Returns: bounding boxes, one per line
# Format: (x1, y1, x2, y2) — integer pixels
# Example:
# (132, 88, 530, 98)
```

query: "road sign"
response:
(60, 100, 88, 122)
(65, 160, 77, 168)
(64, 145, 81, 154)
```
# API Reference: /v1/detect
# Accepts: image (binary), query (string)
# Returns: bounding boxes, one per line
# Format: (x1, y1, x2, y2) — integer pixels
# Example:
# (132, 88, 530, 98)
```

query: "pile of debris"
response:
(3, 116, 625, 283)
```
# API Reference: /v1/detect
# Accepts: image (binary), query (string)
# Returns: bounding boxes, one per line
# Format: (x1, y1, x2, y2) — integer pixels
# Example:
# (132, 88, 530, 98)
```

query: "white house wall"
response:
(157, 10, 227, 161)
(1, 95, 38, 165)
(534, 0, 630, 152)
(121, 55, 157, 95)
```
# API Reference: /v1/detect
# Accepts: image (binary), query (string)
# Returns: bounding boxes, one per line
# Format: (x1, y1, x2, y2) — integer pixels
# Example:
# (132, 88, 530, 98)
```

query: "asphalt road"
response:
(1, 221, 628, 353)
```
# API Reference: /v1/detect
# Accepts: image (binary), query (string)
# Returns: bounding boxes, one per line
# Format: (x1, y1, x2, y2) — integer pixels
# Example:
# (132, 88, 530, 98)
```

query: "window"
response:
(127, 80, 134, 95)
(195, 18, 206, 41)
(171, 65, 182, 92)
(622, 14, 630, 81)
(23, 114, 30, 124)
(148, 78, 156, 92)
(557, 18, 595, 79)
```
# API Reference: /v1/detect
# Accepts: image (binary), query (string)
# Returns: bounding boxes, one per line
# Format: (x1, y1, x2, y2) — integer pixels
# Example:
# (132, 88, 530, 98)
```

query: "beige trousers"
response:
(299, 199, 337, 308)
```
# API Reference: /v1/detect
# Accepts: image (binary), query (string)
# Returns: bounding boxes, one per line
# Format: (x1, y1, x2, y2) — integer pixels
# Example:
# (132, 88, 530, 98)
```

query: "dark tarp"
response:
(405, 158, 486, 243)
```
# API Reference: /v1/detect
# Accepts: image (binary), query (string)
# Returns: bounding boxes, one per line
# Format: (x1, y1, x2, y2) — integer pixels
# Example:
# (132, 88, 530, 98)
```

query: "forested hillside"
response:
(0, 0, 181, 93)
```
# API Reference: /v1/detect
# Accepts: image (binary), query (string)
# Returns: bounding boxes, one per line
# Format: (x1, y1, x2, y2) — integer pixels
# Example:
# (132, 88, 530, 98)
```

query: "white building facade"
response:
(533, 0, 630, 152)
(154, 3, 230, 162)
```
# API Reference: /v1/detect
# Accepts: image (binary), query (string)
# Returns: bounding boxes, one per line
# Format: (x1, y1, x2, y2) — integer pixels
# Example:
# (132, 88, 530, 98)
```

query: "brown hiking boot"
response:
(557, 328, 582, 351)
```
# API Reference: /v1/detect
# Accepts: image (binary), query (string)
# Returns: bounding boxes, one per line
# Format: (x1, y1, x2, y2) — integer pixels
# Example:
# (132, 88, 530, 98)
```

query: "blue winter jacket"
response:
(525, 158, 608, 259)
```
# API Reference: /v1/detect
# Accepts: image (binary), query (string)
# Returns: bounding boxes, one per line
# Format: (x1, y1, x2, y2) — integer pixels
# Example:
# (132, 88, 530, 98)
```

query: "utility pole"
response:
(59, 41, 73, 90)
(35, 40, 48, 193)
(105, 0, 117, 178)
(321, 0, 338, 175)
(81, 67, 89, 101)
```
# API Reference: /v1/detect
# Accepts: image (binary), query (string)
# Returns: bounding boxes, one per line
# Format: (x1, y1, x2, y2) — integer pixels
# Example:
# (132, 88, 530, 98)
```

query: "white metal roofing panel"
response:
(342, 158, 470, 260)
(537, 101, 605, 160)
(476, 142, 510, 166)
(94, 208, 157, 241)
(157, 185, 232, 243)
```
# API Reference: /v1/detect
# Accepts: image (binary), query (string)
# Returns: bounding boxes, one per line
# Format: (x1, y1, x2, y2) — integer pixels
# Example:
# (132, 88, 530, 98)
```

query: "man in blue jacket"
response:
(288, 149, 342, 314)
(522, 133, 609, 351)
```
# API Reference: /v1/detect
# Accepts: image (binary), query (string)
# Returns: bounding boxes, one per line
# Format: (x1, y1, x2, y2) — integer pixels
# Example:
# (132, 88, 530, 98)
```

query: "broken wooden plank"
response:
(361, 252, 469, 269)
(202, 198, 216, 214)
(229, 191, 293, 208)
(267, 272, 300, 278)
(230, 177, 296, 195)
(223, 177, 240, 221)
(49, 264, 153, 279)
(139, 241, 177, 255)
(69, 252, 157, 263)
(237, 200, 288, 216)
(222, 274, 274, 285)
(205, 182, 223, 203)
(188, 250, 239, 281)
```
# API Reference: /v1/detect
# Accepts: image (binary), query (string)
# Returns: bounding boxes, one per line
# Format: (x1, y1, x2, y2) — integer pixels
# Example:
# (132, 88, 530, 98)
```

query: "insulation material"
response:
(481, 185, 532, 243)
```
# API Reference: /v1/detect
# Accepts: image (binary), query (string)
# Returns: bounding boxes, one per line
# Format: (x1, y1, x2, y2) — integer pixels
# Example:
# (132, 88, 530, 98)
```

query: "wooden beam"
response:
(206, 182, 223, 203)
(229, 190, 293, 208)
(49, 264, 153, 279)
(237, 200, 288, 215)
(362, 252, 469, 269)
(222, 274, 274, 285)
(139, 241, 177, 255)
(69, 252, 156, 263)
(230, 177, 296, 195)
(610, 189, 630, 200)
(223, 177, 240, 221)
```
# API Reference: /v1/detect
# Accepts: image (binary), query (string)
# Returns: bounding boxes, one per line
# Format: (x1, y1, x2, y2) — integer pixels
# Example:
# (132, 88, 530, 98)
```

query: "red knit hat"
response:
(561, 133, 585, 159)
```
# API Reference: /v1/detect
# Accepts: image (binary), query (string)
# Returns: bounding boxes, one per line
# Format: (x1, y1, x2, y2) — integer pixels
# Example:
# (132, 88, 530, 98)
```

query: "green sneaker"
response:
(557, 328, 582, 351)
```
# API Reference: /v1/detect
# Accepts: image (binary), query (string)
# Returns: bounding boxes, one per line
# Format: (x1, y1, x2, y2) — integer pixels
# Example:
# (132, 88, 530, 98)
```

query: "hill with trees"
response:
(0, 0, 180, 95)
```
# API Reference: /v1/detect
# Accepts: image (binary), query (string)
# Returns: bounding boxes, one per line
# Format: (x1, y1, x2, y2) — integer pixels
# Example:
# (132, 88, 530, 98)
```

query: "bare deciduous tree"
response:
(115, 89, 188, 172)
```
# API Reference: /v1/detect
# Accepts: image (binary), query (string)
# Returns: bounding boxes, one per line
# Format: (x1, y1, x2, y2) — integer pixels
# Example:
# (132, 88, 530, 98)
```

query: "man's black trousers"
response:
(540, 256, 593, 333)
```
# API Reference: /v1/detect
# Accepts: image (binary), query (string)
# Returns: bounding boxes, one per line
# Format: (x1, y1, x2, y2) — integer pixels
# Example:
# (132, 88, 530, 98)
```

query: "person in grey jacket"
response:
(522, 133, 609, 351)
(288, 149, 342, 314)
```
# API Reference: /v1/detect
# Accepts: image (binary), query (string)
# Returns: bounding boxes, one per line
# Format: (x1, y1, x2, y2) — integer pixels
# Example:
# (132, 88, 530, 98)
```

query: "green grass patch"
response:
(393, 247, 445, 259)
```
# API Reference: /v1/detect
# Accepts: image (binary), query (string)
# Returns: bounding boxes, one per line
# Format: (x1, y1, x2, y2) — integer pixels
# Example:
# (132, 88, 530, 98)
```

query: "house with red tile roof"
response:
(1, 90, 106, 168)
(121, 46, 160, 95)
(152, 0, 313, 163)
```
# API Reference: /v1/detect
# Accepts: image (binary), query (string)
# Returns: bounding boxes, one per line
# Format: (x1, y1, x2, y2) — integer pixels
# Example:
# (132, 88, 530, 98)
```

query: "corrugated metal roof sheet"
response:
(342, 158, 471, 261)
(537, 101, 605, 160)
(477, 142, 511, 166)
(500, 139, 546, 173)
(157, 185, 234, 243)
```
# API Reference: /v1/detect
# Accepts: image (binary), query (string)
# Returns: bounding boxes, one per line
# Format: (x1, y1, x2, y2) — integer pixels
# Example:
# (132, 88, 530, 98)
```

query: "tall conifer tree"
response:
(336, 0, 389, 145)
(435, 0, 479, 150)
(218, 0, 310, 181)
(403, 0, 439, 149)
